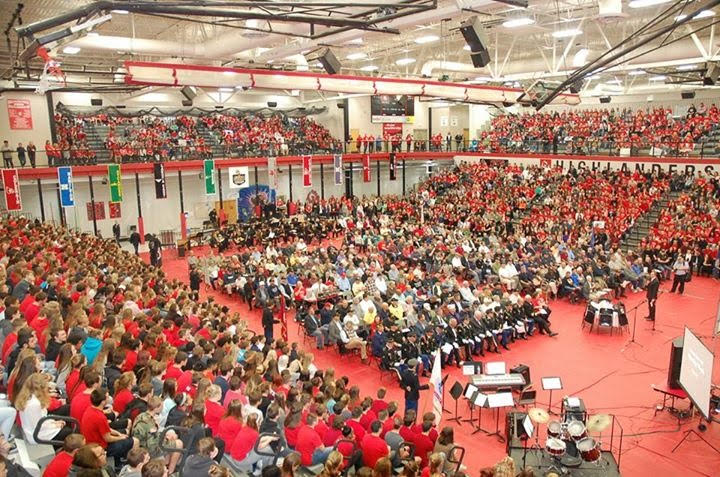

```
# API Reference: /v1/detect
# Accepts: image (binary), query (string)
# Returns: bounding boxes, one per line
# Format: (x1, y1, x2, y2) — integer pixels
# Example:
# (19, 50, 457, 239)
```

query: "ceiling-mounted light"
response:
(676, 64, 698, 70)
(628, 70, 645, 76)
(218, 87, 234, 92)
(649, 75, 667, 81)
(628, 0, 671, 8)
(346, 52, 368, 60)
(502, 18, 535, 28)
(347, 37, 364, 45)
(222, 71, 236, 76)
(415, 35, 439, 44)
(360, 65, 379, 72)
(395, 58, 416, 65)
(111, 9, 129, 14)
(605, 79, 623, 84)
(572, 48, 589, 67)
(62, 46, 81, 54)
(552, 28, 582, 38)
(463, 45, 471, 51)
(676, 10, 715, 21)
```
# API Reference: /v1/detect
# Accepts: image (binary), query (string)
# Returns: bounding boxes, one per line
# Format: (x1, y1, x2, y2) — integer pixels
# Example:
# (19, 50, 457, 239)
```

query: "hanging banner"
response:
(267, 156, 279, 191)
(109, 202, 121, 219)
(204, 159, 216, 195)
(382, 122, 403, 137)
(86, 202, 106, 221)
(57, 166, 74, 207)
(302, 155, 312, 187)
(333, 154, 343, 186)
(228, 166, 249, 189)
(154, 163, 167, 199)
(1, 169, 21, 211)
(7, 99, 33, 130)
(389, 152, 397, 181)
(108, 164, 123, 202)
(362, 154, 371, 183)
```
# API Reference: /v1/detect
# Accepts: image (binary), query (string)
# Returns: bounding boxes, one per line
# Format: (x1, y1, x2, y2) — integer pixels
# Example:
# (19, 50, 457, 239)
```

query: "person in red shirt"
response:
(70, 370, 102, 423)
(359, 397, 378, 430)
(398, 413, 418, 443)
(164, 352, 186, 380)
(346, 407, 366, 446)
(112, 372, 136, 415)
(80, 389, 136, 466)
(217, 400, 244, 447)
(228, 414, 278, 470)
(295, 414, 332, 466)
(412, 422, 436, 468)
(204, 385, 225, 437)
(360, 420, 390, 468)
(43, 433, 85, 477)
(371, 388, 389, 415)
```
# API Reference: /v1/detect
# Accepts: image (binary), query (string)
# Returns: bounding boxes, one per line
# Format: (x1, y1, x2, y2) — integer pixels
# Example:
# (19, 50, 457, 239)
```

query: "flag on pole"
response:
(429, 349, 443, 424)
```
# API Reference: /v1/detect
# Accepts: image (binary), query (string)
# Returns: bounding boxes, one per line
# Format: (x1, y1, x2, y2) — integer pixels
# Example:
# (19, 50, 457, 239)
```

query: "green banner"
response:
(108, 164, 123, 203)
(204, 159, 216, 195)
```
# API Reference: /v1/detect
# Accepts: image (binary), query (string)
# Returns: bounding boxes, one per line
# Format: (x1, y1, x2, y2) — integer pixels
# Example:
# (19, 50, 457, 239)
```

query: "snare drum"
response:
(545, 437, 567, 457)
(567, 420, 587, 441)
(577, 437, 601, 463)
(547, 420, 563, 439)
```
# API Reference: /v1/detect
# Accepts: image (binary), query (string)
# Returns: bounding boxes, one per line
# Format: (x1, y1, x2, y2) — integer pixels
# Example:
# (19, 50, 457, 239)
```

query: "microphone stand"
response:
(623, 299, 647, 349)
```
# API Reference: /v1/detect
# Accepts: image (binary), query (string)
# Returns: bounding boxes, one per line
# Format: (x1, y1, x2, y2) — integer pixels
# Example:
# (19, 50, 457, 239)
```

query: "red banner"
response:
(86, 202, 106, 221)
(1, 169, 21, 210)
(363, 154, 371, 182)
(109, 202, 121, 219)
(7, 99, 33, 130)
(302, 155, 312, 187)
(280, 298, 288, 343)
(382, 122, 403, 137)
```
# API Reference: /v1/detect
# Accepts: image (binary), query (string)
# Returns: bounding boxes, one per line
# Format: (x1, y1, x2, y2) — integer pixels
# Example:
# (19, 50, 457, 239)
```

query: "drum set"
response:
(527, 408, 612, 471)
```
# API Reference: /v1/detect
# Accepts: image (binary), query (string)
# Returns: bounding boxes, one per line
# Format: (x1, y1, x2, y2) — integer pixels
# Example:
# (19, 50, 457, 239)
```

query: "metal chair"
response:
(30, 415, 79, 469)
(446, 445, 466, 474)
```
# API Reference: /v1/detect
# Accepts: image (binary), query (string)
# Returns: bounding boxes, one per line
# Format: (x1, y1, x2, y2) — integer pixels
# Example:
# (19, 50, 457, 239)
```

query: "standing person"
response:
(645, 270, 660, 321)
(670, 256, 690, 294)
(262, 301, 279, 342)
(189, 266, 202, 301)
(16, 143, 26, 168)
(45, 140, 56, 167)
(2, 141, 13, 168)
(27, 141, 36, 168)
(113, 222, 121, 244)
(129, 229, 141, 255)
(399, 359, 428, 414)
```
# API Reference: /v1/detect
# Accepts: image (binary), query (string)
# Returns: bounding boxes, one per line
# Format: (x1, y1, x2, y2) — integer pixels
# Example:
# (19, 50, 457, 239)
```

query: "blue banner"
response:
(237, 185, 276, 222)
(58, 166, 74, 207)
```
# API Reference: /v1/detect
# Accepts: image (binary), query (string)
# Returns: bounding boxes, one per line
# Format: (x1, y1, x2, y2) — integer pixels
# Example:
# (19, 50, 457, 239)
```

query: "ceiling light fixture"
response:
(218, 87, 234, 92)
(111, 9, 129, 14)
(360, 65, 379, 72)
(346, 52, 368, 60)
(502, 18, 535, 28)
(62, 46, 81, 54)
(395, 58, 416, 66)
(572, 48, 589, 67)
(552, 28, 582, 38)
(649, 75, 667, 81)
(628, 0, 671, 8)
(676, 64, 698, 70)
(628, 70, 646, 75)
(415, 34, 439, 44)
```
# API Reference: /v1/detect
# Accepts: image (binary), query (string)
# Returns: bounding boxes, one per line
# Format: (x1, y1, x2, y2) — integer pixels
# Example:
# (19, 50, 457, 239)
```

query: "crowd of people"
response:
(51, 111, 337, 165)
(484, 104, 720, 156)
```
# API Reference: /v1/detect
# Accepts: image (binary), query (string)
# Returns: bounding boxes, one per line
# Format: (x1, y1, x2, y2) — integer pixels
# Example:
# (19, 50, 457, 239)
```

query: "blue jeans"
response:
(405, 399, 418, 415)
(312, 448, 333, 465)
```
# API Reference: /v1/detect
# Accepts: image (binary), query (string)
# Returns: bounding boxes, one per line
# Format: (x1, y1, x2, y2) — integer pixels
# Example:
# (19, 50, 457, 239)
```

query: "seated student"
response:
(360, 420, 390, 468)
(17, 373, 72, 445)
(69, 443, 118, 476)
(80, 389, 137, 469)
(43, 433, 86, 477)
(227, 414, 278, 473)
(217, 401, 244, 447)
(296, 413, 333, 466)
(132, 396, 183, 474)
(182, 437, 218, 477)
(204, 385, 225, 437)
(118, 447, 150, 477)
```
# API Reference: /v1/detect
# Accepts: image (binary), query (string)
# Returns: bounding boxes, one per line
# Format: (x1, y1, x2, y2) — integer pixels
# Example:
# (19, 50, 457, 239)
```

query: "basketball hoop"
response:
(35, 47, 66, 94)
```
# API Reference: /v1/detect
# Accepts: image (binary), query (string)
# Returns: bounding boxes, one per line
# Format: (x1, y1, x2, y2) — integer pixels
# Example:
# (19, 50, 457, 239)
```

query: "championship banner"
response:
(57, 166, 74, 207)
(333, 154, 343, 185)
(108, 164, 123, 203)
(389, 152, 397, 181)
(267, 156, 279, 191)
(7, 99, 33, 130)
(1, 169, 21, 211)
(302, 155, 312, 187)
(228, 166, 249, 189)
(153, 163, 167, 199)
(362, 154, 371, 183)
(204, 159, 216, 195)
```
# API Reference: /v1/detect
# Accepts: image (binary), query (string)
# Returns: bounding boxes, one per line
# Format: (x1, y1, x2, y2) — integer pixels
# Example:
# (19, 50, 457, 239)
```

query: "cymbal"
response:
(586, 414, 612, 433)
(528, 407, 550, 424)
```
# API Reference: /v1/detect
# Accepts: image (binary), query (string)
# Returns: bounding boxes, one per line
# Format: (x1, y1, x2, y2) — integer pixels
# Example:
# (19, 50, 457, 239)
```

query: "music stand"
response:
(462, 383, 479, 427)
(520, 414, 534, 469)
(541, 377, 563, 415)
(447, 382, 464, 424)
(471, 391, 489, 435)
(486, 392, 514, 442)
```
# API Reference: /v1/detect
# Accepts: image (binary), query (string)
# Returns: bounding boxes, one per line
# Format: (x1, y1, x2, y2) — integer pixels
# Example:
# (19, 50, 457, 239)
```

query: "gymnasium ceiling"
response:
(2, 0, 719, 97)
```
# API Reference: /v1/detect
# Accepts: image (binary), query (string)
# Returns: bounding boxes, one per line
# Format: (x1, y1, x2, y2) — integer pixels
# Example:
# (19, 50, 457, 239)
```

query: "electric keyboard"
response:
(471, 373, 526, 390)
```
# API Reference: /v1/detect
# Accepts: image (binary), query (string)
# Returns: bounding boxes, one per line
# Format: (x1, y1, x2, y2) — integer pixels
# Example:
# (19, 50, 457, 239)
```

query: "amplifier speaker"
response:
(181, 99, 193, 107)
(681, 91, 696, 99)
(460, 16, 490, 68)
(668, 337, 684, 389)
(703, 62, 718, 86)
(181, 85, 197, 101)
(505, 411, 528, 453)
(310, 47, 341, 75)
(267, 101, 277, 108)
(510, 364, 531, 385)
(90, 98, 102, 106)
(599, 96, 611, 104)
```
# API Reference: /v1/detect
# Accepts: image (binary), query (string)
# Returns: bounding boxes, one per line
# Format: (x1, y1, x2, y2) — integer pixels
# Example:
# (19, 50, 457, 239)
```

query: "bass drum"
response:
(577, 437, 601, 463)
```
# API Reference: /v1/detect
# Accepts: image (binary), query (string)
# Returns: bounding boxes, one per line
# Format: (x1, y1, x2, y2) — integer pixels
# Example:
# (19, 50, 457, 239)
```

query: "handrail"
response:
(33, 415, 79, 446)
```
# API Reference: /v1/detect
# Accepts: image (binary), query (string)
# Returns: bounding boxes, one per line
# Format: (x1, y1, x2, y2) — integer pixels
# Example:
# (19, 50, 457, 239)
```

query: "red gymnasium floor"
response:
(153, 246, 720, 476)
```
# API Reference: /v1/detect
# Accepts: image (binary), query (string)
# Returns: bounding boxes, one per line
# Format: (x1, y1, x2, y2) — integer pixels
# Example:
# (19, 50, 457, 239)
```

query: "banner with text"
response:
(382, 122, 403, 137)
(334, 154, 343, 185)
(108, 164, 123, 202)
(267, 156, 279, 191)
(7, 99, 33, 130)
(228, 166, 250, 189)
(389, 152, 397, 181)
(204, 159, 216, 195)
(302, 155, 312, 187)
(154, 163, 167, 199)
(58, 166, 75, 207)
(363, 154, 371, 182)
(1, 169, 21, 210)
